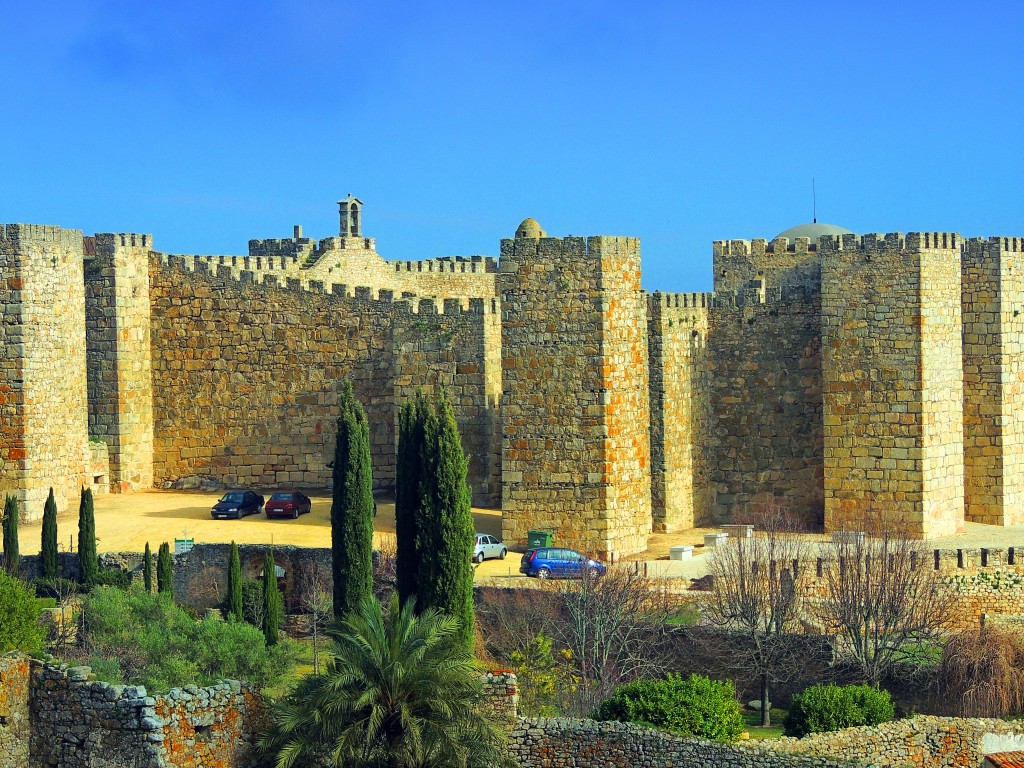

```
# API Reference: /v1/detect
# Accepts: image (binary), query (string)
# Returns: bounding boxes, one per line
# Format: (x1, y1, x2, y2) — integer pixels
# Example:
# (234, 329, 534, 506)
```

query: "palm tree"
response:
(260, 596, 513, 768)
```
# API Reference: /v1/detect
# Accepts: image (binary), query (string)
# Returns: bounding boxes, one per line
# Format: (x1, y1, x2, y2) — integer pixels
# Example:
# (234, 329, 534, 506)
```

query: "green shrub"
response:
(593, 673, 745, 742)
(783, 684, 895, 737)
(92, 568, 132, 590)
(241, 578, 264, 626)
(0, 569, 44, 654)
(77, 586, 293, 692)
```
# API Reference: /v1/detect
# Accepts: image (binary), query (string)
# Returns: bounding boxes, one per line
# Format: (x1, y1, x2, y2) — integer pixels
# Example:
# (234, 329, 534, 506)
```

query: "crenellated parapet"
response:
(392, 255, 497, 273)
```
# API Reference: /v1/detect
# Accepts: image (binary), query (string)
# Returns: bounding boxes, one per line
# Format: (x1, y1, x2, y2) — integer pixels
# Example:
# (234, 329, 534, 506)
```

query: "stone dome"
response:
(515, 218, 546, 239)
(774, 222, 854, 242)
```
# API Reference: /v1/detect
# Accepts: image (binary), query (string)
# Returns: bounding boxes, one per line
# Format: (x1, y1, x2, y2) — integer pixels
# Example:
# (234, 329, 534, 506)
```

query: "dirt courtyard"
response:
(10, 489, 524, 577)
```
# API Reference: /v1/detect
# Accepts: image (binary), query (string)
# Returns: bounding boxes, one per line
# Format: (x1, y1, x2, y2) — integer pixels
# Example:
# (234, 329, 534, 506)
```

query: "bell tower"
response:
(338, 194, 363, 238)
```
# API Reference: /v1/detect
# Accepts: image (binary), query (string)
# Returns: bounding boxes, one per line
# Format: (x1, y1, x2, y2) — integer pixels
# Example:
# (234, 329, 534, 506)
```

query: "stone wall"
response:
(148, 254, 497, 500)
(707, 287, 824, 527)
(248, 233, 498, 300)
(498, 235, 651, 559)
(821, 233, 964, 538)
(0, 225, 91, 521)
(172, 543, 332, 614)
(85, 233, 155, 492)
(0, 654, 30, 768)
(647, 292, 712, 531)
(508, 717, 850, 768)
(29, 662, 266, 768)
(962, 237, 1024, 525)
(772, 715, 1024, 768)
(713, 237, 822, 295)
(393, 298, 502, 507)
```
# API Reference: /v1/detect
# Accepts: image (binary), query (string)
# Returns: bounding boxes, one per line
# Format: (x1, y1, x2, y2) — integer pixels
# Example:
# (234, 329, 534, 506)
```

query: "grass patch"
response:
(743, 708, 787, 740)
(666, 605, 701, 626)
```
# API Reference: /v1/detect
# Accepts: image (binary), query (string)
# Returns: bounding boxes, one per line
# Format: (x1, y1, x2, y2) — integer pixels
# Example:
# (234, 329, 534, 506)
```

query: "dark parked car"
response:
(211, 491, 264, 519)
(265, 492, 312, 519)
(520, 547, 607, 579)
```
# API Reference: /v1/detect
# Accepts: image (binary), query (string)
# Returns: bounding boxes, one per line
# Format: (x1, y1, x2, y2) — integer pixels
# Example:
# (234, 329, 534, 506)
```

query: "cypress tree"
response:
(77, 487, 98, 587)
(416, 393, 476, 650)
(395, 391, 430, 608)
(330, 379, 374, 620)
(143, 542, 153, 593)
(262, 550, 282, 646)
(228, 541, 243, 621)
(2, 495, 20, 577)
(41, 488, 58, 582)
(157, 542, 173, 597)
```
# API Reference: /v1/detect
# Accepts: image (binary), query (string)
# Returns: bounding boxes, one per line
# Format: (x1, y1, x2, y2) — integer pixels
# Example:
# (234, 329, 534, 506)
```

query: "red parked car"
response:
(265, 492, 312, 519)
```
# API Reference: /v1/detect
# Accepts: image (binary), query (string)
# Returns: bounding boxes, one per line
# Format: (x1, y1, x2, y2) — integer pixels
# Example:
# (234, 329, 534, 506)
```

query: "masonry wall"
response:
(713, 237, 821, 295)
(29, 662, 266, 768)
(149, 254, 498, 499)
(393, 298, 502, 507)
(508, 718, 848, 768)
(249, 235, 499, 300)
(0, 225, 90, 521)
(0, 654, 30, 768)
(821, 233, 964, 538)
(85, 233, 155, 492)
(647, 292, 712, 531)
(499, 236, 651, 559)
(772, 715, 1024, 768)
(706, 287, 824, 527)
(962, 237, 1024, 525)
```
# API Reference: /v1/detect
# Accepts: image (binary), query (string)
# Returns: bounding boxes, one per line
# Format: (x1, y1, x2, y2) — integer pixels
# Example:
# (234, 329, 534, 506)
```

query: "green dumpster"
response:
(527, 529, 554, 549)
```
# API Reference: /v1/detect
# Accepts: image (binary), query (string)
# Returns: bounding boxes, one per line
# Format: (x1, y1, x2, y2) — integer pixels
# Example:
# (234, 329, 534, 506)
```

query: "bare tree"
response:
(816, 513, 947, 685)
(372, 533, 397, 606)
(551, 564, 675, 717)
(297, 562, 333, 674)
(702, 508, 809, 726)
(933, 626, 1024, 717)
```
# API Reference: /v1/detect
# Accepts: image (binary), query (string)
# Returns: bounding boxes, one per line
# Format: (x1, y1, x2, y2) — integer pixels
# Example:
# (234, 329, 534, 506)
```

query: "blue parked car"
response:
(520, 547, 607, 579)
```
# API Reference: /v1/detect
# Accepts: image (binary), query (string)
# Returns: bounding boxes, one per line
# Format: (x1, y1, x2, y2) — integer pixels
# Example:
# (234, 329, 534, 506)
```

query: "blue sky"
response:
(1, 1, 1021, 291)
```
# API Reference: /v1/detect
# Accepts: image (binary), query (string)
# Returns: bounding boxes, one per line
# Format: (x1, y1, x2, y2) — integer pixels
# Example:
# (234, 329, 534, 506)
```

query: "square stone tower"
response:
(962, 236, 1024, 525)
(0, 224, 90, 519)
(499, 231, 652, 559)
(85, 233, 155, 492)
(821, 232, 963, 538)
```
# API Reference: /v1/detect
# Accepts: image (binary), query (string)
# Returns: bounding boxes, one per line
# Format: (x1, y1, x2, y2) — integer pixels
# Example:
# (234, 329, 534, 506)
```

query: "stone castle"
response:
(1, 196, 1021, 557)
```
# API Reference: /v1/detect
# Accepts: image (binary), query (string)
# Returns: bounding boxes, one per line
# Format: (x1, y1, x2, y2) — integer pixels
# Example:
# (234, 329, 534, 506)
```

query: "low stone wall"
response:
(0, 656, 266, 768)
(773, 715, 1024, 768)
(508, 718, 853, 767)
(0, 654, 30, 768)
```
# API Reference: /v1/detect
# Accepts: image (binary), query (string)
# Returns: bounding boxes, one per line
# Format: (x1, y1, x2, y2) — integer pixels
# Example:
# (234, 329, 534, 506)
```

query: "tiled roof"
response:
(986, 752, 1024, 768)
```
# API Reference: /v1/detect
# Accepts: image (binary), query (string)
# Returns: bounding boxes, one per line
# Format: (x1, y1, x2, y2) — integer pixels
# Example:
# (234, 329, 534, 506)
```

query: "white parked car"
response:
(473, 534, 508, 563)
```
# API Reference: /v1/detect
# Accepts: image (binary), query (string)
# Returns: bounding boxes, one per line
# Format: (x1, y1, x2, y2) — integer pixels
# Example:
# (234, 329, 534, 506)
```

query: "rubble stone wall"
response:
(647, 292, 712, 531)
(962, 237, 1024, 525)
(0, 224, 90, 521)
(508, 717, 850, 768)
(29, 662, 266, 768)
(0, 654, 30, 768)
(706, 287, 824, 527)
(821, 233, 964, 538)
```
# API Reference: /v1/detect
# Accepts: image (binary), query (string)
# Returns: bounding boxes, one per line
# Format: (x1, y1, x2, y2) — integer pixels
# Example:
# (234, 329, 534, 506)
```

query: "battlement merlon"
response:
(964, 236, 1024, 260)
(153, 252, 500, 317)
(393, 256, 498, 274)
(817, 232, 963, 253)
(1, 224, 84, 248)
(498, 235, 641, 272)
(713, 236, 817, 257)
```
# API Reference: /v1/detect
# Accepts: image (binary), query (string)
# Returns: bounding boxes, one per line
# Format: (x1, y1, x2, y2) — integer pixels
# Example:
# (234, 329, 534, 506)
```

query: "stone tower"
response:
(0, 225, 90, 519)
(821, 232, 964, 538)
(338, 195, 363, 238)
(499, 221, 652, 559)
(962, 236, 1024, 525)
(85, 233, 155, 492)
